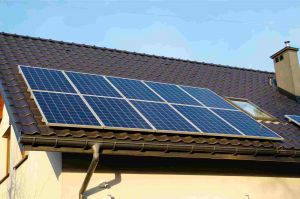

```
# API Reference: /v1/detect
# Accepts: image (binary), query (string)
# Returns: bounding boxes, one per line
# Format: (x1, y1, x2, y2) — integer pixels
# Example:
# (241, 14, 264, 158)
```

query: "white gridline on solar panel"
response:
(180, 86, 236, 109)
(39, 94, 97, 124)
(106, 77, 163, 101)
(32, 91, 100, 125)
(19, 66, 75, 93)
(30, 89, 282, 140)
(144, 82, 201, 105)
(18, 65, 232, 108)
(212, 109, 282, 138)
(66, 72, 121, 97)
(175, 85, 245, 135)
(178, 85, 280, 139)
(25, 89, 274, 137)
(173, 105, 243, 135)
(30, 91, 284, 139)
(140, 81, 203, 132)
(102, 76, 157, 130)
(19, 65, 284, 140)
(18, 65, 267, 123)
(131, 101, 198, 132)
(85, 96, 152, 129)
(285, 115, 300, 126)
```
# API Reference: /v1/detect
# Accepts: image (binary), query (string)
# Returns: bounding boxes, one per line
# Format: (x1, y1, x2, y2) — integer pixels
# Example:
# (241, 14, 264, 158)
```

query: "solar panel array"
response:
(285, 115, 300, 127)
(19, 65, 283, 140)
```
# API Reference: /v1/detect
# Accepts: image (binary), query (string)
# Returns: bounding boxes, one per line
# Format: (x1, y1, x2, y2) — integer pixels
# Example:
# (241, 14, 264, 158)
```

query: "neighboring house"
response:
(0, 32, 300, 199)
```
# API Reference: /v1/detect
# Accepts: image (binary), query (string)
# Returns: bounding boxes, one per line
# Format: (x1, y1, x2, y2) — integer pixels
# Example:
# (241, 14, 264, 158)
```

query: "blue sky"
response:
(1, 0, 300, 72)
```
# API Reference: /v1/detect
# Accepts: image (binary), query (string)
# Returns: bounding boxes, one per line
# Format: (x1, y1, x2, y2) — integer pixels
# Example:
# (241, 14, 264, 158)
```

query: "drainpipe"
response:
(79, 144, 102, 199)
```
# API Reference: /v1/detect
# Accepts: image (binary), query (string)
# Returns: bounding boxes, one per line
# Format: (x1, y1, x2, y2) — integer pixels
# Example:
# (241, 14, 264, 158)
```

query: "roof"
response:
(1, 32, 300, 162)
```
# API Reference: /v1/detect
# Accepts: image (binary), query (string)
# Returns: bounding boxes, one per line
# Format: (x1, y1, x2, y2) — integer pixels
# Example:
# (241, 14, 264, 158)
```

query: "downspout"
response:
(79, 144, 102, 199)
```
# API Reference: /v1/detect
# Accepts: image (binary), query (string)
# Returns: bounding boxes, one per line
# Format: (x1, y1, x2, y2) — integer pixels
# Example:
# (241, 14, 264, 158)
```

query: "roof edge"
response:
(0, 80, 23, 145)
(270, 46, 299, 59)
(20, 136, 300, 163)
(0, 32, 274, 75)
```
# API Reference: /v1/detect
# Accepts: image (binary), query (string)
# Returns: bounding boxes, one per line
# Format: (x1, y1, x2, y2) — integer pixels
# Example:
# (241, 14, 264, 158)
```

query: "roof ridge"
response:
(0, 32, 274, 74)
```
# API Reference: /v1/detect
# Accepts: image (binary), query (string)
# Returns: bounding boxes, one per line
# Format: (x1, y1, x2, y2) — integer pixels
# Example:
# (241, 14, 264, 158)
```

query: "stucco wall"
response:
(0, 106, 10, 198)
(11, 151, 62, 199)
(0, 178, 8, 199)
(0, 135, 62, 199)
(2, 102, 300, 199)
(0, 104, 62, 199)
(62, 172, 300, 199)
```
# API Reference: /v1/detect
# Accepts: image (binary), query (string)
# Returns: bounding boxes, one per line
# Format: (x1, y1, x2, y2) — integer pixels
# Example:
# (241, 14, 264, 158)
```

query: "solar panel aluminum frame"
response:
(285, 115, 300, 126)
(18, 68, 104, 130)
(178, 86, 237, 110)
(175, 86, 283, 141)
(18, 66, 156, 133)
(18, 65, 283, 141)
(210, 108, 283, 141)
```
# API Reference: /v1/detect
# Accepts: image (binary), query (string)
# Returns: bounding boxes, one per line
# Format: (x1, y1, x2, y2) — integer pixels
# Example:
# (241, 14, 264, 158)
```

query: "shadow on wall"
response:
(84, 172, 121, 198)
(46, 152, 62, 180)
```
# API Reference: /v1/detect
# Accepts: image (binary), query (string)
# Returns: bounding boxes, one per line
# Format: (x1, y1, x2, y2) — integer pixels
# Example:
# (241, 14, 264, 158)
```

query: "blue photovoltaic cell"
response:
(131, 101, 197, 132)
(20, 66, 76, 93)
(66, 72, 121, 97)
(213, 109, 281, 138)
(145, 82, 200, 105)
(107, 77, 163, 102)
(181, 86, 236, 110)
(85, 96, 152, 129)
(33, 92, 100, 126)
(174, 105, 242, 135)
(21, 66, 283, 140)
(286, 115, 300, 126)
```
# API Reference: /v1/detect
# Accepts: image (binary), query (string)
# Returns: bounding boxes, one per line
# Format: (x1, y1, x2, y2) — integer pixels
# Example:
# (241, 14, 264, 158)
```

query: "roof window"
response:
(227, 98, 276, 121)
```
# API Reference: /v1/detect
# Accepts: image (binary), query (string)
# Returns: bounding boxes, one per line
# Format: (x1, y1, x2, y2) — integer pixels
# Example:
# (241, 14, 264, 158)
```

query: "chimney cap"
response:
(284, 41, 290, 47)
(270, 43, 299, 59)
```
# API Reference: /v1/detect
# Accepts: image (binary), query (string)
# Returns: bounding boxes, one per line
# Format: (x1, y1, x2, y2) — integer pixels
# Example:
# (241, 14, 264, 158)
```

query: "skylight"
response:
(228, 98, 276, 121)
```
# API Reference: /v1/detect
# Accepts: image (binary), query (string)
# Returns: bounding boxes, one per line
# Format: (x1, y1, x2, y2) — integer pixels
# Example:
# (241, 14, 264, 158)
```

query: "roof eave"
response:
(20, 136, 300, 163)
(270, 46, 299, 59)
(0, 80, 23, 146)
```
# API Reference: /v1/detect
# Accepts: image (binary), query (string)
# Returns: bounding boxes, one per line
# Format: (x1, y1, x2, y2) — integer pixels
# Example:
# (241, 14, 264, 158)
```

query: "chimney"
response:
(270, 41, 300, 102)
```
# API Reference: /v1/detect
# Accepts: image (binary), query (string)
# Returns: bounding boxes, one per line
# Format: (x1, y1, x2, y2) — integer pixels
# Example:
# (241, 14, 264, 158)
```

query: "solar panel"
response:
(85, 96, 152, 130)
(213, 109, 281, 138)
(107, 77, 163, 102)
(19, 65, 283, 141)
(33, 91, 100, 126)
(173, 105, 242, 135)
(131, 101, 198, 132)
(66, 72, 121, 97)
(181, 86, 236, 110)
(285, 115, 300, 126)
(145, 82, 201, 105)
(20, 65, 76, 93)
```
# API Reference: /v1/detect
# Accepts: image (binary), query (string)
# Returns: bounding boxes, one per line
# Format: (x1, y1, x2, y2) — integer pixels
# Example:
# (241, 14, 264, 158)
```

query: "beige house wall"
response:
(2, 104, 300, 199)
(62, 172, 300, 199)
(0, 104, 62, 199)
(0, 107, 10, 179)
(11, 151, 62, 199)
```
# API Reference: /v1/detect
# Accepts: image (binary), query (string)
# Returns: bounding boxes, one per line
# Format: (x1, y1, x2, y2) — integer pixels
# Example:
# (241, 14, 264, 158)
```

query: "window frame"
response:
(226, 97, 278, 121)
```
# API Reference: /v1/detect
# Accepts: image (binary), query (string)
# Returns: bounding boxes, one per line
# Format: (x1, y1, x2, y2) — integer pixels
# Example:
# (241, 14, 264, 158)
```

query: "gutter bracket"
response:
(79, 143, 102, 199)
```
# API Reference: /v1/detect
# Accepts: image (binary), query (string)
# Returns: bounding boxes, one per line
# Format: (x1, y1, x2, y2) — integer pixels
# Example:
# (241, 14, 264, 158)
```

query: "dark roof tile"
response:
(0, 32, 300, 159)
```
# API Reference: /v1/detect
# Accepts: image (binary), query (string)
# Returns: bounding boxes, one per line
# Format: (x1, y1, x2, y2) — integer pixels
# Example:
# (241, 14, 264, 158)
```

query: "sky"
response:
(1, 0, 300, 72)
